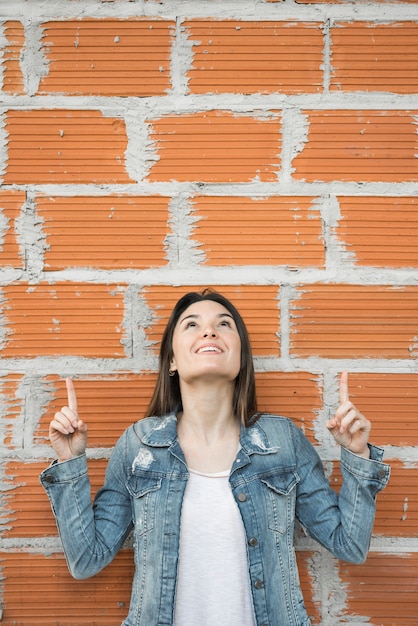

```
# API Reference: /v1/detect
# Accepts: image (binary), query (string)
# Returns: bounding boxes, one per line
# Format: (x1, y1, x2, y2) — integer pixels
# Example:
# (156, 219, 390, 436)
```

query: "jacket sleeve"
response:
(292, 422, 390, 564)
(39, 431, 133, 579)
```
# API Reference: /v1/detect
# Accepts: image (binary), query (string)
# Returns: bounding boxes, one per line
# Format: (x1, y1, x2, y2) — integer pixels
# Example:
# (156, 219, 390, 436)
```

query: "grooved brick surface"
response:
(331, 22, 418, 93)
(4, 110, 133, 184)
(38, 19, 173, 96)
(343, 373, 418, 447)
(0, 551, 134, 625)
(147, 111, 281, 182)
(186, 21, 324, 94)
(1, 283, 126, 357)
(335, 196, 418, 268)
(290, 284, 418, 359)
(292, 110, 418, 183)
(339, 553, 418, 624)
(37, 195, 170, 269)
(190, 196, 324, 267)
(256, 371, 322, 444)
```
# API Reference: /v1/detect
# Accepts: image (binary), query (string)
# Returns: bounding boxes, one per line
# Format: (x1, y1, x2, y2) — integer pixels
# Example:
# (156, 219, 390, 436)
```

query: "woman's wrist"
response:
(347, 445, 370, 459)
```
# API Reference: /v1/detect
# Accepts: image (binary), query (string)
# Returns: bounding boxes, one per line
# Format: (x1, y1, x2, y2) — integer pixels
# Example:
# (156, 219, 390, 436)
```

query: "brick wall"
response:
(1, 0, 417, 624)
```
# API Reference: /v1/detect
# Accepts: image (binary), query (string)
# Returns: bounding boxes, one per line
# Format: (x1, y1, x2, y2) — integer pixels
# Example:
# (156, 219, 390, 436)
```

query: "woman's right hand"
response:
(49, 378, 88, 462)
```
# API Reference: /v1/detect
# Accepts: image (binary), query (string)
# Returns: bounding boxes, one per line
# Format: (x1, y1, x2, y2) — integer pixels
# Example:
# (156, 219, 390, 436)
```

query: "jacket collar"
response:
(240, 418, 279, 455)
(141, 413, 179, 447)
(141, 413, 278, 455)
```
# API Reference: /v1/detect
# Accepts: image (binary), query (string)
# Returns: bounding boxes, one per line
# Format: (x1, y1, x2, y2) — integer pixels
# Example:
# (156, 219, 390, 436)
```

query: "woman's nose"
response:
(203, 327, 217, 337)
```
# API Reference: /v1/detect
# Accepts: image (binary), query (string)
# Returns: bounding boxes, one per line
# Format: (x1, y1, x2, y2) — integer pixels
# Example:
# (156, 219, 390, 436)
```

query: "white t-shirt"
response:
(173, 468, 256, 626)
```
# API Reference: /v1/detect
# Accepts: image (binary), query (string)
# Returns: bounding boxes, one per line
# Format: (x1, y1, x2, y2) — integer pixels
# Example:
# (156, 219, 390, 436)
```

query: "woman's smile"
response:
(195, 344, 223, 354)
(170, 300, 241, 383)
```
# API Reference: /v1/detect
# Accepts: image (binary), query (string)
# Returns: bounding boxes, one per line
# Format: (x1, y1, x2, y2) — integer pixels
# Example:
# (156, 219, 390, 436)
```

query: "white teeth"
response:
(197, 346, 221, 354)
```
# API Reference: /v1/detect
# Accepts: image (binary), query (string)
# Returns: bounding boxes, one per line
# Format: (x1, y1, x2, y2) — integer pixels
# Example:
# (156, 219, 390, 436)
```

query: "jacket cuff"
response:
(40, 454, 87, 486)
(341, 444, 390, 485)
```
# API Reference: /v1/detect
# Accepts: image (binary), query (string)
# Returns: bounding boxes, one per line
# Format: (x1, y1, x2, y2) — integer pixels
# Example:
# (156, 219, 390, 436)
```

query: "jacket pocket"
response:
(261, 469, 300, 535)
(126, 473, 162, 536)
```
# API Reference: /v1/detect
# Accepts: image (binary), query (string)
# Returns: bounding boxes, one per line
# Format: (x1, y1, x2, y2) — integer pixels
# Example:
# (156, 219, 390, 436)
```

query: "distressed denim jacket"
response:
(40, 413, 390, 626)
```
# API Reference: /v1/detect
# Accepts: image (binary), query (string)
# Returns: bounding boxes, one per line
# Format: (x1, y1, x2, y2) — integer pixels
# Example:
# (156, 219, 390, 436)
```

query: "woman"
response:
(40, 289, 390, 626)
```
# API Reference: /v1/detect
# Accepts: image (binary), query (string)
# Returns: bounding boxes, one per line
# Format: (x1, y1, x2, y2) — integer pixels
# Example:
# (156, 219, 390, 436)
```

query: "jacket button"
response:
(43, 475, 54, 484)
(248, 537, 258, 547)
(237, 492, 247, 502)
(377, 469, 386, 479)
(254, 579, 264, 589)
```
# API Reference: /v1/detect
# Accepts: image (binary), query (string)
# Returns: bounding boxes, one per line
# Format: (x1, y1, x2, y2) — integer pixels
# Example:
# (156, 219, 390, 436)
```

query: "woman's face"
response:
(170, 300, 241, 385)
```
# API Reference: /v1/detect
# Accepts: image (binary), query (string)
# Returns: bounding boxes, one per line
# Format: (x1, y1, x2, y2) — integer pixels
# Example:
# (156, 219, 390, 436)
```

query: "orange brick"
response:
(256, 371, 322, 444)
(37, 195, 170, 270)
(331, 22, 418, 94)
(1, 459, 107, 538)
(0, 190, 24, 269)
(342, 373, 418, 447)
(292, 110, 418, 183)
(190, 196, 324, 267)
(142, 285, 280, 356)
(335, 196, 418, 268)
(290, 284, 418, 359)
(1, 21, 25, 95)
(185, 21, 323, 94)
(4, 110, 133, 185)
(147, 111, 281, 183)
(339, 553, 418, 624)
(38, 19, 173, 96)
(35, 373, 157, 449)
(0, 551, 133, 624)
(0, 374, 24, 448)
(1, 283, 126, 358)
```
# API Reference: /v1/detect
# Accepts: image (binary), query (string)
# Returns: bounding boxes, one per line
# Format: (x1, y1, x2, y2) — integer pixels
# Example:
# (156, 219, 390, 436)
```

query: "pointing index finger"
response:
(339, 371, 349, 404)
(65, 377, 78, 414)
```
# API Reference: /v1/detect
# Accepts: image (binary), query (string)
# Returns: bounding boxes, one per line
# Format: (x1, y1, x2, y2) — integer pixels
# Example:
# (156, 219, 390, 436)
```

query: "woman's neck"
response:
(177, 384, 240, 472)
(179, 380, 235, 430)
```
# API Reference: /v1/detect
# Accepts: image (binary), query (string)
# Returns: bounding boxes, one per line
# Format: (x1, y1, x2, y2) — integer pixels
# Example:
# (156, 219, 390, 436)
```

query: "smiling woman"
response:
(147, 289, 257, 428)
(170, 300, 242, 388)
(40, 288, 390, 626)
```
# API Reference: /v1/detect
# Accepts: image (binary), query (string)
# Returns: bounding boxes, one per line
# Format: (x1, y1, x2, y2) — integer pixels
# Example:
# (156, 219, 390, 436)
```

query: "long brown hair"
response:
(146, 289, 258, 426)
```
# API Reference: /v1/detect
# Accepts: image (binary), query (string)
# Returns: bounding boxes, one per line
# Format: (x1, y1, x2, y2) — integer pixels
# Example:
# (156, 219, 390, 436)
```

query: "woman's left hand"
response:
(326, 372, 371, 459)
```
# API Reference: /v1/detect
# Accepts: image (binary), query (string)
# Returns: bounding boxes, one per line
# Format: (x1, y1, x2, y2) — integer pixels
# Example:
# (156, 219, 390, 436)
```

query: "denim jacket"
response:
(40, 413, 389, 626)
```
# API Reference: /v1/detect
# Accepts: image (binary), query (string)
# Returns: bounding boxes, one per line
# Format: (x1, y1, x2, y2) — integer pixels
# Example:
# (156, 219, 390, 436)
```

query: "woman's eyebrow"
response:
(179, 313, 199, 324)
(179, 312, 234, 324)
